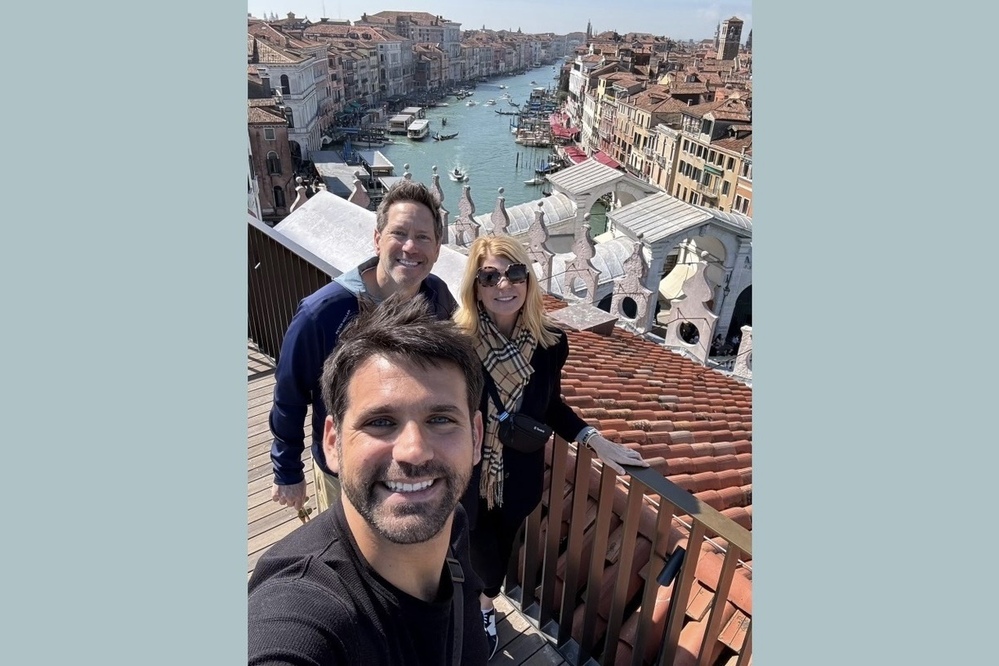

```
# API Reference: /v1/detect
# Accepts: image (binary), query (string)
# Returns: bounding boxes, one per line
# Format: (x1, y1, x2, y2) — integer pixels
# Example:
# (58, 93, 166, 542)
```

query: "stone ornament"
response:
(610, 234, 655, 333)
(289, 176, 308, 213)
(430, 166, 450, 228)
(489, 188, 511, 236)
(347, 170, 371, 210)
(732, 325, 752, 380)
(452, 181, 480, 248)
(660, 251, 719, 364)
(560, 216, 600, 303)
(525, 202, 555, 291)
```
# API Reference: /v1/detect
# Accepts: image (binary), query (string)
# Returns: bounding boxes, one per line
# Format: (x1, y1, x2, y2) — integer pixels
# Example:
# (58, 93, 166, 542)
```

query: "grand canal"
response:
(375, 68, 562, 209)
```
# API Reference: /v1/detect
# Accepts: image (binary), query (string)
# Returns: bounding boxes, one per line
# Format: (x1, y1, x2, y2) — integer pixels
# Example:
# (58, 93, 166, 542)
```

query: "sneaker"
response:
(482, 607, 499, 660)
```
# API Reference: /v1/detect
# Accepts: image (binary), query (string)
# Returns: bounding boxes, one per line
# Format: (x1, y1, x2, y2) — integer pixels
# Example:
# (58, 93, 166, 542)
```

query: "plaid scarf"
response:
(474, 305, 538, 509)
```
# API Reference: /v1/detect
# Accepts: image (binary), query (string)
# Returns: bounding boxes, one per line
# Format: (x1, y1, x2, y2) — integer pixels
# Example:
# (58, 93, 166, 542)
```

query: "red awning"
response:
(592, 151, 621, 169)
(563, 146, 587, 164)
(548, 113, 577, 139)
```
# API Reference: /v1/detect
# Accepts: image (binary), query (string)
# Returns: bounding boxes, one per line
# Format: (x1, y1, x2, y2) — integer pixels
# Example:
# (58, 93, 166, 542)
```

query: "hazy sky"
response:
(246, 1, 752, 42)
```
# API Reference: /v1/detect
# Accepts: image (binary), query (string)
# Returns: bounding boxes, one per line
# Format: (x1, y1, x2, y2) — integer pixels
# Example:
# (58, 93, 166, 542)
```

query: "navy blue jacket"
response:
(268, 257, 458, 486)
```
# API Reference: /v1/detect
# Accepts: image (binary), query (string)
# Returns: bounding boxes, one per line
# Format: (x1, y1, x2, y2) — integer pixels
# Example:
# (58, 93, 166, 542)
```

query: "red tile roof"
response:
(542, 297, 753, 663)
(248, 106, 286, 124)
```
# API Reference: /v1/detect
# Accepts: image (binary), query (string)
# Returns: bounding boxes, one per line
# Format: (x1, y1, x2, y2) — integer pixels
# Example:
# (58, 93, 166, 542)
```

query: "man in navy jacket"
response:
(268, 180, 457, 514)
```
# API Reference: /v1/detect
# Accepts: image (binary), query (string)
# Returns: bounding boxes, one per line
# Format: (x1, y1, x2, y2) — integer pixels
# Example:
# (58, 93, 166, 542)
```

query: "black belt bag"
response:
(485, 373, 552, 453)
(498, 412, 552, 453)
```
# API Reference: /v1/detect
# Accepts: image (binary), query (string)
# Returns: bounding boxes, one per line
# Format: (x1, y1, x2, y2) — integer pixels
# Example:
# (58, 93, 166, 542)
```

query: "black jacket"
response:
(462, 328, 587, 527)
(248, 502, 487, 666)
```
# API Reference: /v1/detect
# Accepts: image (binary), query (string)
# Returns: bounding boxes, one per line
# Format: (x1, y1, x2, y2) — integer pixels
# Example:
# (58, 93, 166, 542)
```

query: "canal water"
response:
(376, 68, 563, 209)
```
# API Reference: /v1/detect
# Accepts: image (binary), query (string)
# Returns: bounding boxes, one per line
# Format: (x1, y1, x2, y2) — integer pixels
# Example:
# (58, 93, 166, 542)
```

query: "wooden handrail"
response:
(510, 436, 752, 666)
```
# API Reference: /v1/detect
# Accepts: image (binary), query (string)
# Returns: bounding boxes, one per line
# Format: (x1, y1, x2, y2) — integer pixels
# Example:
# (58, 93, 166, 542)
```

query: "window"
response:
(264, 127, 275, 141)
(266, 151, 281, 175)
(280, 75, 291, 95)
(285, 109, 295, 129)
(727, 157, 735, 170)
(274, 186, 286, 208)
(722, 181, 730, 195)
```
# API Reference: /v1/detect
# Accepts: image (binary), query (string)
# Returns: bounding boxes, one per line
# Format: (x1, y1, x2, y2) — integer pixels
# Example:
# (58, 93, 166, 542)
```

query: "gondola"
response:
(433, 131, 459, 141)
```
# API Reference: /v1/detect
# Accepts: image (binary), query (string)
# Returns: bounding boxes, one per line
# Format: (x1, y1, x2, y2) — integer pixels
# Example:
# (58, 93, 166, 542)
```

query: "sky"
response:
(246, 1, 752, 42)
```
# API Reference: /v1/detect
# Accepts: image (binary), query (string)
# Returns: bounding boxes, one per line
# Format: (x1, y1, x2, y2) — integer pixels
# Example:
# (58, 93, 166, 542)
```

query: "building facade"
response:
(248, 101, 295, 223)
(248, 27, 331, 160)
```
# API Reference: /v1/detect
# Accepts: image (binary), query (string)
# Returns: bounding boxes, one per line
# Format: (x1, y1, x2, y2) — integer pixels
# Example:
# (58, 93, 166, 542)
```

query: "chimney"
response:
(258, 66, 271, 96)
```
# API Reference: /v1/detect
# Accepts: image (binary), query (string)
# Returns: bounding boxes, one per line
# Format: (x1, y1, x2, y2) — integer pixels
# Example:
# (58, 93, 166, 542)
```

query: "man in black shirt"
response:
(249, 295, 489, 666)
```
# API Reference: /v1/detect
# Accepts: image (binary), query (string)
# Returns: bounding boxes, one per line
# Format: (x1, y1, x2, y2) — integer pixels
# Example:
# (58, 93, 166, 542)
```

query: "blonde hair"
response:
(454, 235, 559, 348)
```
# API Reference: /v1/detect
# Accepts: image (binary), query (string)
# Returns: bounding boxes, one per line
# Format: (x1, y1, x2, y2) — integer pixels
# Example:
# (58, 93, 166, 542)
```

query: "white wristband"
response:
(578, 426, 600, 449)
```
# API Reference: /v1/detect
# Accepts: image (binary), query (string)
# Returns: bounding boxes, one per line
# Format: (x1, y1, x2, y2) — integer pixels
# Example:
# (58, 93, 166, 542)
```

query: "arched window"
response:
(280, 74, 291, 95)
(274, 186, 286, 209)
(266, 151, 281, 175)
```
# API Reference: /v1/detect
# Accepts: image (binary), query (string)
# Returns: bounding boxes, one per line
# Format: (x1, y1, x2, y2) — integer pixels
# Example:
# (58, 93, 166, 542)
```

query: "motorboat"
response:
(524, 175, 546, 185)
(449, 167, 469, 182)
(466, 99, 477, 107)
(484, 99, 496, 106)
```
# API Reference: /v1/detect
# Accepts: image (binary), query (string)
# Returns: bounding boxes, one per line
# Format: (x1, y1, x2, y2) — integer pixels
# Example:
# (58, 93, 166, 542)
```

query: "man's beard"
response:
(341, 459, 471, 544)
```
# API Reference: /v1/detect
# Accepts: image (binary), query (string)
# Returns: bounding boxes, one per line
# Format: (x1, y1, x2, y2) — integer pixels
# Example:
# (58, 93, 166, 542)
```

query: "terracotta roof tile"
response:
(534, 297, 752, 654)
(720, 506, 753, 531)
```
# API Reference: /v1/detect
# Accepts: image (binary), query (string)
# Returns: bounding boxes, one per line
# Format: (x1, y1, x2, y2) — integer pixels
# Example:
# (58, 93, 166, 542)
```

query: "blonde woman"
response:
(454, 235, 648, 659)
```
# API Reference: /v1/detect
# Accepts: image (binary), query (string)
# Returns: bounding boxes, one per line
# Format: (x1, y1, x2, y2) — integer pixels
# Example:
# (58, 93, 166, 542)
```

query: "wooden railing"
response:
(247, 216, 334, 362)
(508, 437, 752, 666)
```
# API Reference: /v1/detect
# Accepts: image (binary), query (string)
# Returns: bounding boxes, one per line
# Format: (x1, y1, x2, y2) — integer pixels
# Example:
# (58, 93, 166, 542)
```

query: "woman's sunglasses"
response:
(475, 263, 529, 288)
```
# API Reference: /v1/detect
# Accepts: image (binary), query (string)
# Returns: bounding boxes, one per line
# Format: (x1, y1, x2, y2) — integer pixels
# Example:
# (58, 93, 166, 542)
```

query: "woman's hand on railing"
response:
(585, 434, 649, 475)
